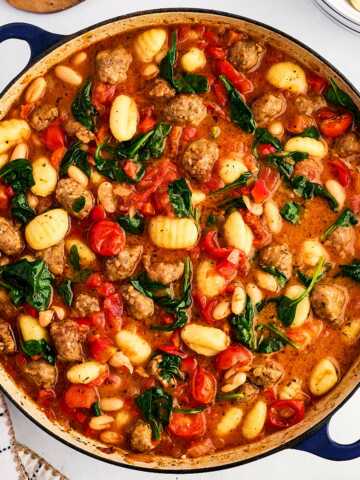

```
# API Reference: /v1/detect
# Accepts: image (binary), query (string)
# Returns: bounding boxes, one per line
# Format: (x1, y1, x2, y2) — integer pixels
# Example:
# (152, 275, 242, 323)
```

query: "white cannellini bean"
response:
(255, 270, 279, 293)
(18, 314, 48, 342)
(109, 351, 133, 373)
(231, 286, 247, 315)
(66, 361, 104, 384)
(38, 310, 55, 328)
(196, 260, 226, 298)
(181, 47, 207, 73)
(141, 63, 159, 79)
(246, 283, 263, 304)
(285, 284, 310, 328)
(298, 239, 328, 267)
(110, 95, 138, 142)
(243, 195, 263, 216)
(100, 397, 124, 412)
(216, 407, 244, 436)
(31, 157, 58, 197)
(213, 301, 231, 320)
(134, 28, 167, 63)
(268, 120, 284, 137)
(242, 400, 267, 440)
(89, 415, 114, 431)
(224, 211, 254, 255)
(266, 62, 307, 94)
(264, 200, 283, 234)
(309, 357, 339, 396)
(100, 431, 121, 445)
(149, 216, 198, 250)
(65, 238, 96, 267)
(25, 77, 47, 103)
(68, 165, 89, 187)
(71, 51, 88, 66)
(10, 142, 29, 160)
(181, 323, 230, 356)
(0, 119, 31, 154)
(25, 209, 69, 250)
(115, 330, 151, 366)
(54, 65, 83, 86)
(218, 158, 248, 185)
(284, 137, 327, 159)
(325, 179, 346, 210)
(97, 181, 117, 213)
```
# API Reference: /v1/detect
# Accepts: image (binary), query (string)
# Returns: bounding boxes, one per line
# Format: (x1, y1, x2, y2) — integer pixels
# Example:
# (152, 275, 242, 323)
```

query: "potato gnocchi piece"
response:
(31, 157, 58, 197)
(181, 323, 230, 356)
(309, 357, 339, 396)
(218, 157, 248, 185)
(341, 318, 360, 344)
(0, 119, 31, 154)
(65, 238, 96, 267)
(115, 330, 152, 366)
(110, 95, 138, 142)
(246, 283, 263, 304)
(266, 61, 307, 94)
(284, 137, 327, 159)
(325, 180, 346, 210)
(25, 209, 69, 251)
(242, 400, 267, 440)
(134, 28, 167, 63)
(224, 211, 253, 255)
(298, 239, 328, 267)
(196, 259, 226, 298)
(284, 284, 310, 328)
(149, 216, 198, 249)
(264, 200, 282, 234)
(181, 47, 206, 73)
(67, 361, 105, 384)
(18, 314, 48, 342)
(216, 407, 244, 436)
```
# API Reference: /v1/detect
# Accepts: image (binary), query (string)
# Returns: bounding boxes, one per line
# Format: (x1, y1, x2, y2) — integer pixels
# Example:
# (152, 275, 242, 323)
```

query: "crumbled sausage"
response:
(0, 290, 17, 320)
(252, 92, 286, 126)
(0, 321, 16, 354)
(229, 39, 265, 71)
(149, 79, 176, 98)
(0, 217, 24, 256)
(105, 245, 143, 281)
(325, 226, 355, 259)
(64, 119, 95, 144)
(74, 293, 100, 317)
(96, 46, 132, 84)
(294, 157, 323, 183)
(258, 244, 293, 279)
(335, 133, 360, 158)
(55, 178, 94, 219)
(311, 283, 348, 324)
(130, 420, 155, 452)
(182, 138, 219, 182)
(50, 319, 83, 362)
(143, 254, 184, 285)
(37, 240, 65, 276)
(238, 382, 259, 401)
(163, 94, 207, 126)
(248, 360, 284, 388)
(121, 284, 154, 320)
(30, 104, 59, 131)
(295, 95, 327, 116)
(22, 360, 57, 388)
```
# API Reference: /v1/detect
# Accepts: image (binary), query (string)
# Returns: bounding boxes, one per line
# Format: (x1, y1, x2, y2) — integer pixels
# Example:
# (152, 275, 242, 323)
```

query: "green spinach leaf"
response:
(0, 159, 34, 193)
(71, 78, 98, 131)
(158, 353, 184, 384)
(174, 406, 206, 414)
(291, 175, 339, 211)
(340, 260, 360, 282)
(256, 323, 298, 353)
(212, 171, 252, 195)
(168, 178, 192, 218)
(72, 196, 85, 213)
(57, 279, 73, 307)
(325, 79, 360, 124)
(11, 193, 35, 224)
(136, 387, 173, 440)
(117, 213, 145, 234)
(69, 245, 81, 271)
(21, 339, 56, 364)
(259, 265, 288, 288)
(60, 142, 91, 177)
(299, 126, 320, 139)
(91, 401, 101, 417)
(280, 201, 301, 224)
(267, 151, 308, 180)
(321, 208, 358, 241)
(230, 295, 257, 350)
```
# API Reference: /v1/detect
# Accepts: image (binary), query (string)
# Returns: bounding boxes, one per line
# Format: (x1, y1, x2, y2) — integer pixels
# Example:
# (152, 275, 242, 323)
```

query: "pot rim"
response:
(1, 7, 360, 473)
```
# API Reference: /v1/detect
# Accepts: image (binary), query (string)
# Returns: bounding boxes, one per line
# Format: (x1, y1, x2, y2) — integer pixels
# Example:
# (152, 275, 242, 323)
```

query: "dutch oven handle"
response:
(293, 420, 360, 461)
(0, 23, 66, 63)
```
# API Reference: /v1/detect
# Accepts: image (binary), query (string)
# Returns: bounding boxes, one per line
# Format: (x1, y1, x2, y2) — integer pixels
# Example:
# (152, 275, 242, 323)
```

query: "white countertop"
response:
(1, 0, 360, 478)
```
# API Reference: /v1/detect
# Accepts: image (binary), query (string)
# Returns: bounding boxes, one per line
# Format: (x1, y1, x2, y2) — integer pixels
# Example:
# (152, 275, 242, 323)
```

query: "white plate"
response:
(323, 0, 360, 24)
(314, 0, 360, 32)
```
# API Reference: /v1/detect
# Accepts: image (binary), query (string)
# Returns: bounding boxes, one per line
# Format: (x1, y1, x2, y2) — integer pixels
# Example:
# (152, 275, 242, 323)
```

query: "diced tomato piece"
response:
(263, 387, 277, 404)
(191, 367, 217, 404)
(206, 101, 227, 120)
(267, 400, 305, 429)
(212, 80, 228, 107)
(181, 356, 198, 376)
(318, 108, 353, 138)
(86, 273, 103, 289)
(37, 388, 56, 407)
(42, 122, 66, 152)
(187, 438, 215, 458)
(97, 282, 115, 297)
(257, 166, 280, 196)
(216, 256, 239, 280)
(103, 292, 123, 331)
(308, 72, 328, 94)
(328, 158, 351, 187)
(64, 385, 97, 409)
(251, 179, 270, 203)
(201, 299, 218, 323)
(243, 210, 272, 248)
(169, 411, 207, 438)
(158, 345, 188, 358)
(23, 304, 38, 317)
(257, 143, 277, 156)
(182, 126, 197, 143)
(215, 345, 253, 371)
(92, 82, 116, 108)
(89, 335, 117, 363)
(87, 311, 106, 330)
(215, 59, 253, 94)
(90, 205, 107, 222)
(206, 46, 226, 59)
(89, 220, 125, 256)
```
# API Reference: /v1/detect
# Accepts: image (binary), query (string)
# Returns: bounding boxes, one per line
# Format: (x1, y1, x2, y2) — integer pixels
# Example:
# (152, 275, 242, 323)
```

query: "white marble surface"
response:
(1, 0, 360, 478)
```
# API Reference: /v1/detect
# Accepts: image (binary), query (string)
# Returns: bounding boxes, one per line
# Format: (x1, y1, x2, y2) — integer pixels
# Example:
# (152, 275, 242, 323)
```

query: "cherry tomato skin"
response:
(215, 345, 253, 371)
(89, 220, 125, 256)
(319, 111, 353, 138)
(168, 411, 207, 438)
(181, 356, 198, 376)
(215, 59, 253, 94)
(307, 72, 328, 94)
(64, 385, 97, 409)
(267, 400, 305, 429)
(329, 159, 351, 187)
(191, 367, 217, 404)
(251, 179, 270, 203)
(202, 231, 233, 259)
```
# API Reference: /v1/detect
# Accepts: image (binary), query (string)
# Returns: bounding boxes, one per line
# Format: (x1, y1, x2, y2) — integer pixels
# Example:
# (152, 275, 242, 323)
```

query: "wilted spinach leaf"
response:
(267, 151, 308, 180)
(69, 245, 81, 271)
(168, 178, 192, 217)
(158, 353, 184, 384)
(136, 387, 173, 440)
(60, 142, 91, 177)
(71, 78, 98, 131)
(72, 196, 85, 213)
(0, 159, 34, 193)
(57, 279, 73, 307)
(291, 175, 339, 211)
(230, 295, 257, 350)
(259, 265, 288, 288)
(280, 201, 301, 224)
(22, 339, 56, 364)
(299, 126, 320, 139)
(117, 212, 145, 234)
(340, 260, 360, 282)
(256, 323, 298, 353)
(11, 193, 35, 224)
(325, 79, 360, 124)
(321, 208, 358, 241)
(212, 172, 252, 195)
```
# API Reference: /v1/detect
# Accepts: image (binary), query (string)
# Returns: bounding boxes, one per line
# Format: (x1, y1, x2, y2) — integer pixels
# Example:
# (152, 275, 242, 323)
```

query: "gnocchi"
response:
(218, 157, 248, 185)
(309, 357, 339, 396)
(284, 284, 310, 328)
(196, 259, 226, 298)
(31, 157, 58, 197)
(115, 330, 152, 366)
(149, 216, 198, 249)
(110, 95, 138, 142)
(242, 400, 267, 440)
(0, 119, 31, 154)
(266, 61, 307, 94)
(134, 28, 167, 63)
(284, 137, 327, 159)
(181, 47, 206, 73)
(181, 323, 230, 356)
(67, 361, 105, 384)
(216, 407, 244, 436)
(18, 314, 48, 342)
(224, 211, 254, 255)
(25, 209, 69, 250)
(298, 239, 328, 267)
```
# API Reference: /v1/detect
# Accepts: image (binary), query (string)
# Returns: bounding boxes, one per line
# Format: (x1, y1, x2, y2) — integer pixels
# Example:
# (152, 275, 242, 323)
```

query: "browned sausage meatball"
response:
(0, 290, 17, 320)
(182, 138, 219, 182)
(335, 133, 360, 158)
(55, 178, 94, 219)
(64, 118, 95, 144)
(229, 39, 265, 72)
(30, 104, 59, 131)
(326, 226, 355, 259)
(37, 240, 65, 276)
(295, 94, 327, 116)
(121, 284, 154, 320)
(258, 244, 293, 280)
(74, 293, 100, 317)
(252, 92, 286, 126)
(96, 46, 132, 84)
(50, 320, 83, 362)
(149, 79, 176, 98)
(143, 254, 184, 285)
(130, 420, 155, 452)
(22, 360, 57, 388)
(105, 245, 143, 281)
(0, 321, 16, 354)
(0, 217, 24, 256)
(248, 360, 284, 388)
(294, 157, 323, 183)
(163, 94, 207, 126)
(311, 284, 348, 324)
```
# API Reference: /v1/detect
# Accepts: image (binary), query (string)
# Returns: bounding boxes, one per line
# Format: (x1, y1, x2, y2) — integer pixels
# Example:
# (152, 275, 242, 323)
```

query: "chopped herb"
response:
(230, 295, 256, 350)
(72, 196, 85, 213)
(71, 78, 98, 131)
(69, 245, 81, 271)
(173, 406, 206, 414)
(340, 260, 360, 282)
(259, 265, 288, 288)
(22, 339, 56, 364)
(60, 142, 91, 178)
(91, 401, 101, 417)
(158, 353, 184, 384)
(11, 193, 35, 224)
(256, 323, 298, 353)
(267, 151, 308, 180)
(168, 178, 192, 218)
(219, 75, 256, 133)
(57, 279, 73, 307)
(321, 208, 358, 241)
(117, 213, 145, 234)
(136, 387, 173, 440)
(211, 171, 252, 195)
(280, 201, 302, 224)
(252, 127, 282, 157)
(299, 126, 321, 139)
(216, 392, 246, 401)
(325, 79, 360, 124)
(0, 159, 34, 193)
(291, 175, 339, 211)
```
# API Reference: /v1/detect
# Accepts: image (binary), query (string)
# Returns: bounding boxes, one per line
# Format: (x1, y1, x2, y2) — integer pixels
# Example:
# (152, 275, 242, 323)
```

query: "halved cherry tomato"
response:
(90, 205, 107, 222)
(308, 72, 328, 94)
(42, 122, 66, 152)
(251, 179, 270, 203)
(257, 166, 280, 196)
(267, 400, 305, 429)
(257, 144, 277, 156)
(181, 356, 198, 376)
(168, 411, 207, 438)
(215, 345, 253, 371)
(212, 80, 228, 107)
(215, 59, 253, 94)
(103, 292, 123, 331)
(328, 158, 351, 187)
(64, 385, 97, 409)
(206, 46, 226, 59)
(318, 108, 353, 138)
(89, 220, 125, 256)
(88, 335, 116, 363)
(201, 230, 233, 259)
(158, 345, 188, 358)
(191, 367, 217, 404)
(201, 299, 218, 323)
